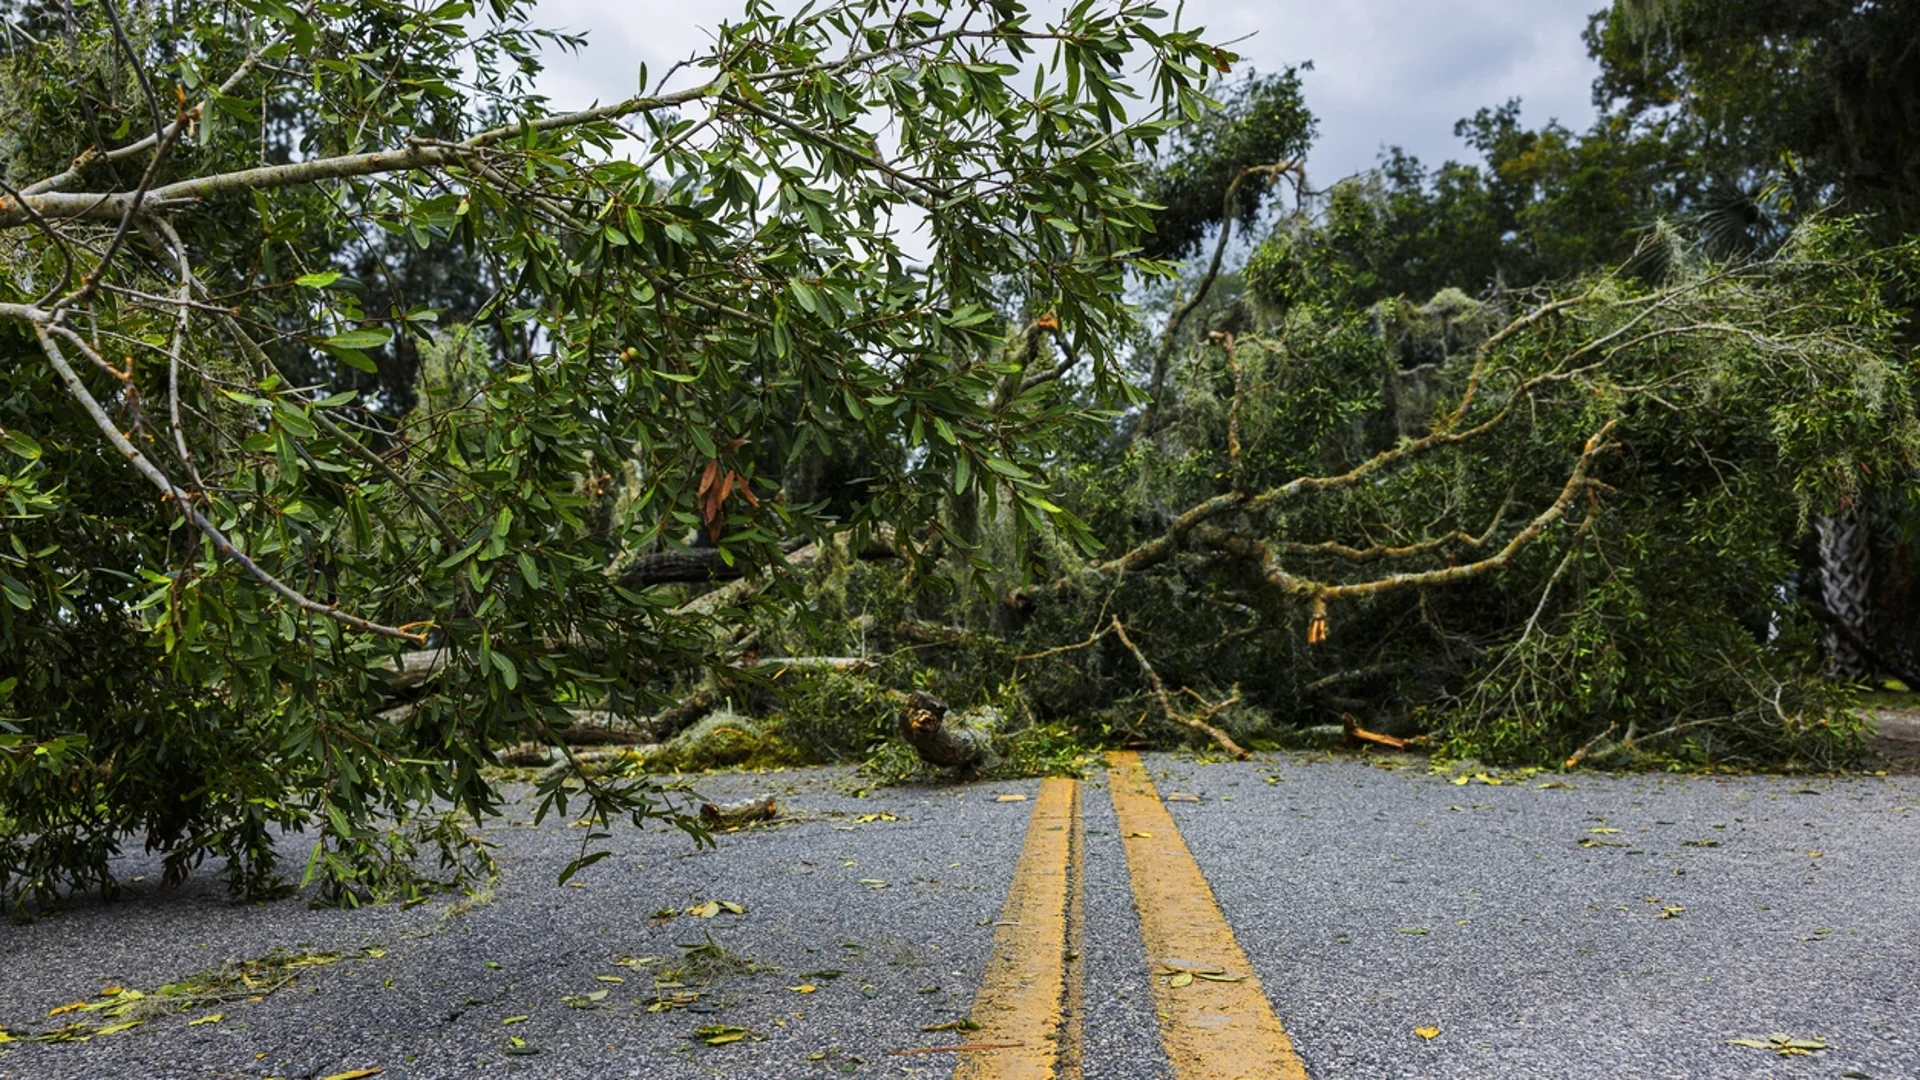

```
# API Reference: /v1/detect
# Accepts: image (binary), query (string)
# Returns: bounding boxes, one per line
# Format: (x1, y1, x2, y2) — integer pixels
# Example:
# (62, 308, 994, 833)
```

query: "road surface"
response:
(3, 751, 1917, 1078)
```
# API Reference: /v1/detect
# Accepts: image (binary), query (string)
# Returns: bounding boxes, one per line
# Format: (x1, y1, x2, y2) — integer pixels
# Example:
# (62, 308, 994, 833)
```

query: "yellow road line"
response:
(1107, 751, 1310, 1080)
(955, 778, 1080, 1080)
(1056, 785, 1087, 1080)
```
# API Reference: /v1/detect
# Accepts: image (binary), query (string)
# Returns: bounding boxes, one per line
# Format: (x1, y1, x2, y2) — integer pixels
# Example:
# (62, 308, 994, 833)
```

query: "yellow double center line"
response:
(955, 777, 1079, 1080)
(956, 753, 1308, 1080)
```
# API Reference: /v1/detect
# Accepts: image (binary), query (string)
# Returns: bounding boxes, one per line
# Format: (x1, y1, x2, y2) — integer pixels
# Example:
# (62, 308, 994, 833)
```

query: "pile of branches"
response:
(645, 219, 1918, 772)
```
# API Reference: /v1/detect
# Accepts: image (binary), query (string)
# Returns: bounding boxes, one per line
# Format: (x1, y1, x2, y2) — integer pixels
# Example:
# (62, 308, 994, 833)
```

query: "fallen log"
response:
(751, 656, 870, 674)
(376, 701, 649, 735)
(535, 746, 656, 784)
(900, 690, 997, 771)
(651, 686, 723, 741)
(498, 742, 556, 767)
(494, 724, 653, 766)
(386, 648, 452, 692)
(892, 619, 981, 646)
(553, 717, 655, 746)
(672, 532, 898, 618)
(700, 796, 780, 830)
(613, 539, 806, 587)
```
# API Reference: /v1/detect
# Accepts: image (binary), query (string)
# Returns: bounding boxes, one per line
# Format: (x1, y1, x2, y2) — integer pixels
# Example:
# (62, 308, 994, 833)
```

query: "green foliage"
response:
(771, 666, 911, 766)
(1592, 0, 1920, 238)
(0, 0, 1235, 911)
(1062, 219, 1919, 765)
(1281, 0, 1920, 316)
(1245, 103, 1699, 314)
(643, 711, 803, 774)
(1137, 69, 1316, 260)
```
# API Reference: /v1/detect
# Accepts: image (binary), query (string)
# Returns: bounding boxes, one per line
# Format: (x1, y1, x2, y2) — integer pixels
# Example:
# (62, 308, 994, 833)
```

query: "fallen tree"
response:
(1039, 223, 1915, 765)
(720, 222, 1918, 774)
(0, 0, 1238, 909)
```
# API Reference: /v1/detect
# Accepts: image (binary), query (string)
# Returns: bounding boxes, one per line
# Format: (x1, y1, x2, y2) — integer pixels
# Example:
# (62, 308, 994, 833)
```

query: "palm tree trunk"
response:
(1817, 502, 1874, 679)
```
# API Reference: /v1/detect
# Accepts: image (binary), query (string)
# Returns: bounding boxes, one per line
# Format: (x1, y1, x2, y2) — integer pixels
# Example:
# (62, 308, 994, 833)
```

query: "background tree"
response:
(1587, 0, 1920, 679)
(1590, 0, 1920, 239)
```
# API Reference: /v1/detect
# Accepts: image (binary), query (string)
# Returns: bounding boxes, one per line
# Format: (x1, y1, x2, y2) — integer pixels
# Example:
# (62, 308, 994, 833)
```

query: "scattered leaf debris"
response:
(1727, 1033, 1827, 1057)
(692, 1023, 750, 1046)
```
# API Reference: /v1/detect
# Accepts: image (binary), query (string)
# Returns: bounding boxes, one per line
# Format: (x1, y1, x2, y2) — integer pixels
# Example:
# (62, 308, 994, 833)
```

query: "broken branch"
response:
(1109, 616, 1248, 759)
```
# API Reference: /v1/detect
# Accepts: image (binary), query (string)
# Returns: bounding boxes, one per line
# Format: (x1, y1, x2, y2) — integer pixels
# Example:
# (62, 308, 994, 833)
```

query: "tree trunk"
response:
(899, 691, 996, 770)
(1818, 503, 1874, 679)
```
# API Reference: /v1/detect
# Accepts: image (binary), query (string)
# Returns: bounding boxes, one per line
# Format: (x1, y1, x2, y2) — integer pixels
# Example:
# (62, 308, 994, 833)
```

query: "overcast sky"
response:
(524, 1, 1605, 184)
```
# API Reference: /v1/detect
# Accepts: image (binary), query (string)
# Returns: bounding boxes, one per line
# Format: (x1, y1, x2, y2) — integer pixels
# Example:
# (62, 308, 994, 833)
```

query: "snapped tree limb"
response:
(1109, 616, 1248, 759)
(1198, 420, 1618, 622)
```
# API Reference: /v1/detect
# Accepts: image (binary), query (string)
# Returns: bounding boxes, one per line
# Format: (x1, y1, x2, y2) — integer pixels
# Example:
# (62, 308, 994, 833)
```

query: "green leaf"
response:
(1, 574, 32, 610)
(983, 457, 1030, 480)
(296, 271, 342, 288)
(490, 650, 518, 690)
(274, 402, 317, 438)
(557, 849, 611, 885)
(0, 430, 43, 461)
(326, 329, 393, 350)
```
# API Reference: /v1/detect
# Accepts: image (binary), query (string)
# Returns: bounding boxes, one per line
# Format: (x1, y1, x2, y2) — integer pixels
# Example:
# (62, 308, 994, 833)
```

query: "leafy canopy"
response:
(0, 0, 1233, 909)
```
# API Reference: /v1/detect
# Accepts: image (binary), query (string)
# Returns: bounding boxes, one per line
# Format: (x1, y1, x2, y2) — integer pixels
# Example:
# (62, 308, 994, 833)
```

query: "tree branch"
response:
(142, 218, 207, 492)
(1270, 494, 1510, 565)
(1109, 615, 1248, 759)
(0, 23, 996, 229)
(21, 9, 304, 196)
(1141, 161, 1301, 421)
(1082, 290, 1629, 583)
(32, 321, 426, 643)
(1215, 330, 1246, 491)
(1198, 421, 1618, 627)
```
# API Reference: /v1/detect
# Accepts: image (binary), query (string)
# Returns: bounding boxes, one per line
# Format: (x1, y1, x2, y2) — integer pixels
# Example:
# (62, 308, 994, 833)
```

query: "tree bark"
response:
(899, 690, 995, 770)
(1818, 503, 1874, 679)
(700, 797, 780, 829)
(650, 686, 724, 742)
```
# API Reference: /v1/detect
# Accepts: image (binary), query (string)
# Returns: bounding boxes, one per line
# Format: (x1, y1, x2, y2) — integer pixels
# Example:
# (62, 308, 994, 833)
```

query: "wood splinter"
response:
(1341, 712, 1410, 750)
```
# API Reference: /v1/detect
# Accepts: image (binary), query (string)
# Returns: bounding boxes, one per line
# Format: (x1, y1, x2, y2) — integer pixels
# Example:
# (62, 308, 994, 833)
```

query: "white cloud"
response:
(1189, 0, 1601, 183)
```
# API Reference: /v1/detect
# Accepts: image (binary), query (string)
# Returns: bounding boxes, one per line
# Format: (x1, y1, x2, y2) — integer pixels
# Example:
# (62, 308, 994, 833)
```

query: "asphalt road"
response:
(2, 753, 1916, 1079)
